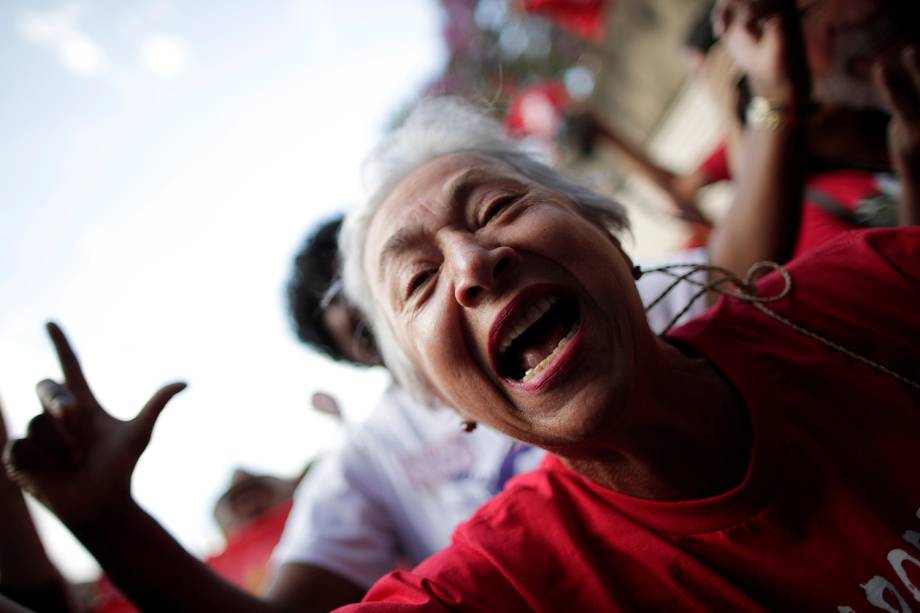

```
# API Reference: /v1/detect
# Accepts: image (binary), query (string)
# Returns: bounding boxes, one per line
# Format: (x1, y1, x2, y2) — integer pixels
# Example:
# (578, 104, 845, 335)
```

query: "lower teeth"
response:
(520, 323, 578, 383)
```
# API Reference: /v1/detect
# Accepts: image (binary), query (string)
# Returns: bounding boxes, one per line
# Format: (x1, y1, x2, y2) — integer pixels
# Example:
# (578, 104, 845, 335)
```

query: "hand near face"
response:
(713, 0, 810, 106)
(874, 47, 920, 225)
(3, 323, 186, 527)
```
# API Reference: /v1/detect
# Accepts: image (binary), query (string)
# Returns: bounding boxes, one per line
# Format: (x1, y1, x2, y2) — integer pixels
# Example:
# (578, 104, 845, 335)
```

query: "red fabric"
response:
(687, 148, 886, 259)
(795, 169, 880, 256)
(87, 576, 137, 613)
(341, 228, 920, 612)
(521, 0, 607, 43)
(681, 223, 711, 250)
(696, 140, 731, 184)
(503, 82, 569, 142)
(205, 500, 293, 593)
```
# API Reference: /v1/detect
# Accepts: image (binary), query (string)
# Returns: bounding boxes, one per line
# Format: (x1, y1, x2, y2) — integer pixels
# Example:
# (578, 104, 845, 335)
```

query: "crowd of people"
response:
(2, 0, 919, 610)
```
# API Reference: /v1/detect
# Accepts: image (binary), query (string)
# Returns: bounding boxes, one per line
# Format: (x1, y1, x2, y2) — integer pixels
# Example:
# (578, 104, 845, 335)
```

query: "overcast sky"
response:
(1, 0, 444, 580)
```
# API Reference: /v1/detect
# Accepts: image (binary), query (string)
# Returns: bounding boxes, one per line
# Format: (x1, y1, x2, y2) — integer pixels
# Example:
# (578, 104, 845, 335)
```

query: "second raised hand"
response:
(713, 0, 811, 107)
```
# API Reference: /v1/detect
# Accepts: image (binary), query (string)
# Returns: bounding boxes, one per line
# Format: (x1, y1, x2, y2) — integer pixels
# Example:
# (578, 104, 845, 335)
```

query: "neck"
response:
(564, 338, 752, 501)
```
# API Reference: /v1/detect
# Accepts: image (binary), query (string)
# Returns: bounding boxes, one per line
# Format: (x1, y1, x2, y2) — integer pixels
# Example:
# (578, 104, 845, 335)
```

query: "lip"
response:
(488, 283, 584, 395)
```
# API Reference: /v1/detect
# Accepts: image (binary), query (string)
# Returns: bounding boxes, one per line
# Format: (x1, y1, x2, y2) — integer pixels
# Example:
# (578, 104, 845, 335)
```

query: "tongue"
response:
(518, 318, 570, 371)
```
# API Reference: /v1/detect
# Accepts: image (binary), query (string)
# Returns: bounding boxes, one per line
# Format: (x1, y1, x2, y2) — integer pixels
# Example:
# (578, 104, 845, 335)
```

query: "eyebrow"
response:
(376, 167, 496, 279)
(378, 226, 428, 279)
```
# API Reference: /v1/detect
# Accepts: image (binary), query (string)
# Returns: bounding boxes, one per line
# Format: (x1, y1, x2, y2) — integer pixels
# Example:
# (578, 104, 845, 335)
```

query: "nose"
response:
(447, 236, 518, 307)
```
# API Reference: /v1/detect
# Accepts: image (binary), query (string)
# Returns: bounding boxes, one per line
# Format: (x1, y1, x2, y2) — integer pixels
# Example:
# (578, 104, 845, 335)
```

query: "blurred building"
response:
(411, 0, 726, 256)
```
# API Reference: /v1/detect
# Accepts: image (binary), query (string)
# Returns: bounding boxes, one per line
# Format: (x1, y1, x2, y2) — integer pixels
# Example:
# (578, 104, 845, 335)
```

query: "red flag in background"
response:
(521, 0, 608, 43)
(504, 81, 569, 142)
(205, 499, 293, 593)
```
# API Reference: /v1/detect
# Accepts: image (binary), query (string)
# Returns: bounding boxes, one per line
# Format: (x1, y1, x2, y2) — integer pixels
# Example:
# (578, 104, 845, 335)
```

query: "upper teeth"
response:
(498, 295, 558, 353)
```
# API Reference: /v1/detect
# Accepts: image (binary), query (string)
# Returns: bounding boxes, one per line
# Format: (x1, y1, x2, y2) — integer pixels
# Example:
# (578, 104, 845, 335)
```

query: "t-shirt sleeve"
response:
(333, 538, 530, 613)
(271, 440, 401, 590)
(863, 226, 920, 286)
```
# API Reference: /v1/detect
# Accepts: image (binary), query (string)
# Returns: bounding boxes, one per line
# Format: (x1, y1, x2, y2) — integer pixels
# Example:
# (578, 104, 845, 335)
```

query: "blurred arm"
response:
(707, 0, 810, 283)
(0, 401, 74, 612)
(875, 47, 920, 226)
(707, 110, 804, 280)
(69, 501, 364, 613)
(3, 324, 365, 613)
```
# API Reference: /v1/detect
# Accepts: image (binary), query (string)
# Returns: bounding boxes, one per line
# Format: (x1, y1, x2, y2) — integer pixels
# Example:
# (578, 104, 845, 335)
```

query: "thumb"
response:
(130, 382, 187, 446)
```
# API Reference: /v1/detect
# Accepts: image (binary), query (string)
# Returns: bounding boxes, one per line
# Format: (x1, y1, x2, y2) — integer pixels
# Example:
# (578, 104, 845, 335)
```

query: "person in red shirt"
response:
(6, 2, 920, 611)
(322, 5, 919, 607)
(343, 227, 920, 611)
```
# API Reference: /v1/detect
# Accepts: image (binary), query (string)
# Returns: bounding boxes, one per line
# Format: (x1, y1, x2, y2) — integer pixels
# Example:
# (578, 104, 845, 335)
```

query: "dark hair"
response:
(287, 215, 350, 363)
(684, 1, 717, 55)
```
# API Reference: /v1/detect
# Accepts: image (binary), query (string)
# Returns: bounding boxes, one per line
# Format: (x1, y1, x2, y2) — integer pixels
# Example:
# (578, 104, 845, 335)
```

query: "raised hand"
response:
(713, 0, 810, 106)
(0, 395, 77, 612)
(875, 46, 920, 226)
(3, 322, 186, 527)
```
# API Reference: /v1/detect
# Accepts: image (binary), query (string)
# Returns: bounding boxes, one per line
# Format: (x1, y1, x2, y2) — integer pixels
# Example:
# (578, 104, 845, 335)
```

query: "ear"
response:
(577, 205, 632, 263)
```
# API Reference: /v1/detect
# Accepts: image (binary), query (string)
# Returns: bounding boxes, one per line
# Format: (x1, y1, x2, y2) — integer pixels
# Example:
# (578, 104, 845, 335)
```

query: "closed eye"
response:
(480, 195, 519, 225)
(406, 269, 435, 299)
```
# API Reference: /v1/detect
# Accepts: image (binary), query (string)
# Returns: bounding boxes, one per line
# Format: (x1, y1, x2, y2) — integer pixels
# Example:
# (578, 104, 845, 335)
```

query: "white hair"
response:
(340, 96, 628, 404)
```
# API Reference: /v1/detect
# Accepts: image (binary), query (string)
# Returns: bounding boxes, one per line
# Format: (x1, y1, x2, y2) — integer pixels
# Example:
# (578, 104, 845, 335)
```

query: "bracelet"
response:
(745, 96, 794, 130)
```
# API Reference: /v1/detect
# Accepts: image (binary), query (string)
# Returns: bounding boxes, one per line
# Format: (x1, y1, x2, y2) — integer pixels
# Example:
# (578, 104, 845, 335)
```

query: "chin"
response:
(519, 384, 622, 449)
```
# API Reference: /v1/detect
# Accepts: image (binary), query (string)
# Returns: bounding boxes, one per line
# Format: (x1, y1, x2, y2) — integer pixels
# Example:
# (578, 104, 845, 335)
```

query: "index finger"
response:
(46, 322, 97, 405)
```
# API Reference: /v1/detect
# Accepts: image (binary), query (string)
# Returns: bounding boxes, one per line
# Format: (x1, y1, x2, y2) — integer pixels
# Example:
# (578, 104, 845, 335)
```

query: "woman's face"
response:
(364, 152, 654, 454)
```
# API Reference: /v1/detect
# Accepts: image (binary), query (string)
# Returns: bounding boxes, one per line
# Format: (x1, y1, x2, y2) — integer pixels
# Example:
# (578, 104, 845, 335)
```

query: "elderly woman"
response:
(325, 5, 920, 602)
(331, 94, 920, 609)
(5, 4, 920, 612)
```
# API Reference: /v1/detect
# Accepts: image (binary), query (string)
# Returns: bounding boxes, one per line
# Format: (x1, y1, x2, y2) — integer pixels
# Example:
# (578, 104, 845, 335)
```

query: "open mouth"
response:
(495, 294, 581, 383)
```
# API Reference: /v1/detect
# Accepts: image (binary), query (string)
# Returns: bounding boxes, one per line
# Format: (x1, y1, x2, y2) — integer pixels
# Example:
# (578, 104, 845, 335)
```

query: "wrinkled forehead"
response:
(363, 152, 524, 280)
(377, 151, 522, 225)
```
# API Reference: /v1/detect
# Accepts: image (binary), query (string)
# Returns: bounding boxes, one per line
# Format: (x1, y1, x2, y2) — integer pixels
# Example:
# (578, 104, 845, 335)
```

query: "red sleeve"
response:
(332, 570, 455, 612)
(862, 226, 920, 286)
(334, 538, 531, 613)
(697, 140, 731, 183)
